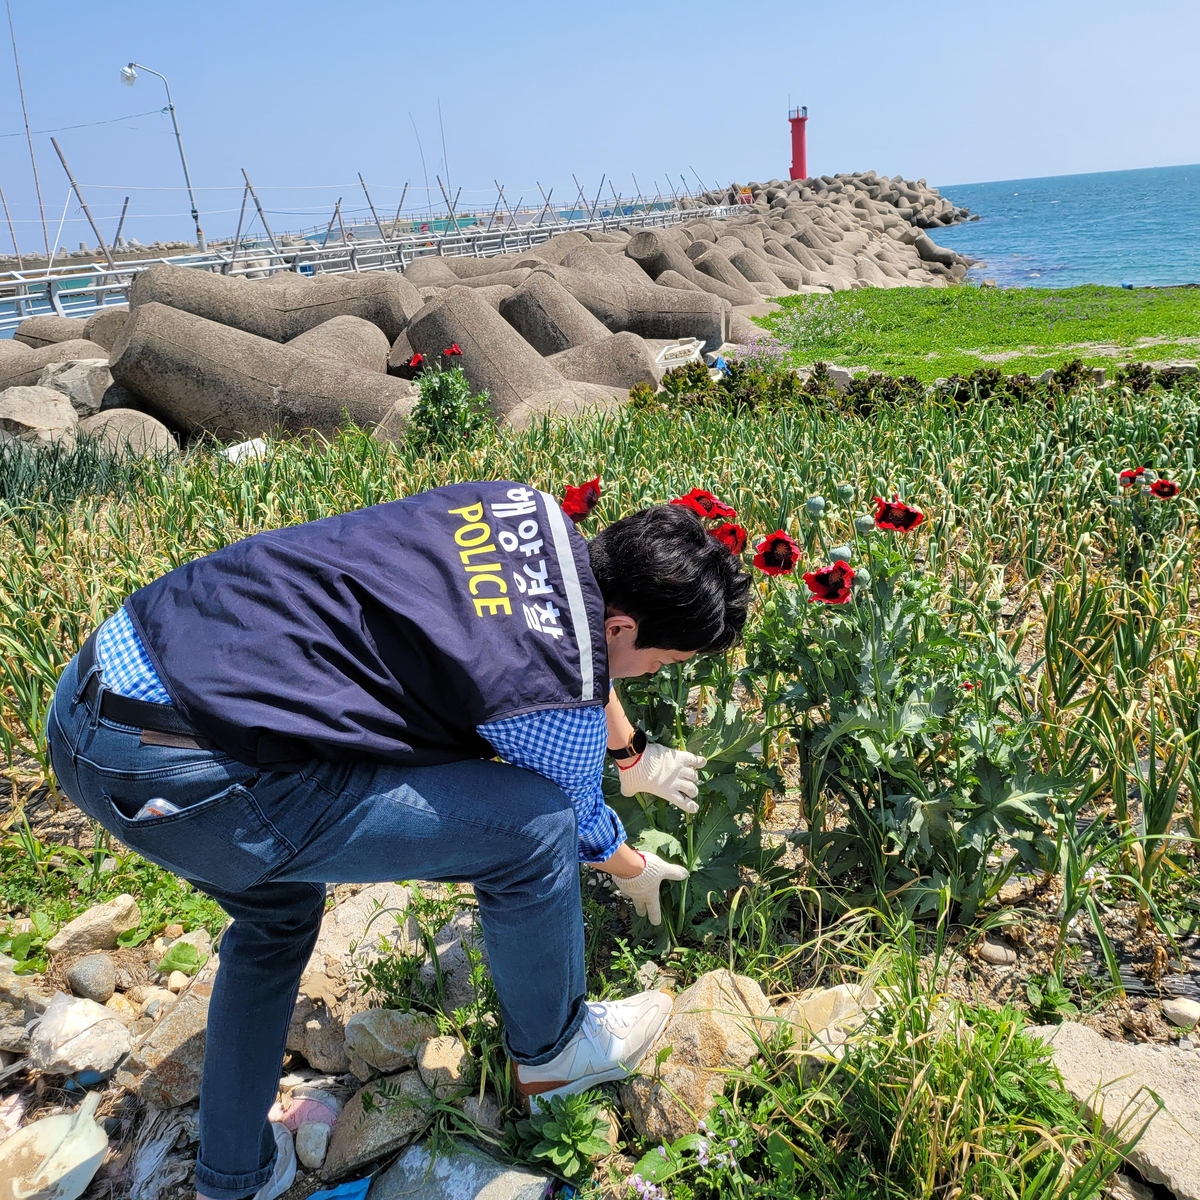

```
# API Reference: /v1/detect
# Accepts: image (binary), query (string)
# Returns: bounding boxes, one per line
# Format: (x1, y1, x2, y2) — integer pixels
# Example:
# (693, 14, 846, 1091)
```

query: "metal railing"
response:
(0, 201, 733, 335)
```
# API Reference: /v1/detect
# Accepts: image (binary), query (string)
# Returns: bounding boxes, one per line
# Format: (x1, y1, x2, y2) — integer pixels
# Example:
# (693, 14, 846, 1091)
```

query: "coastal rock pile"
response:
(0, 173, 974, 445)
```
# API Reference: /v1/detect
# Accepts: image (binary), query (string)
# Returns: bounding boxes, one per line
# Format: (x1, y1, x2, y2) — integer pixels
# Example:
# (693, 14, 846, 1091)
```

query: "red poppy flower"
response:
(1150, 478, 1180, 499)
(753, 530, 801, 576)
(710, 522, 747, 554)
(1119, 466, 1146, 487)
(561, 476, 601, 523)
(444, 343, 463, 356)
(670, 488, 737, 521)
(873, 495, 925, 532)
(802, 560, 855, 604)
(406, 352, 424, 369)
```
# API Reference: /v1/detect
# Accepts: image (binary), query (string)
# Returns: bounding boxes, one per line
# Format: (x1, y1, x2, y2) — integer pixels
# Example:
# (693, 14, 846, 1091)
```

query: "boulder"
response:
(344, 1009, 439, 1079)
(131, 262, 422, 342)
(110, 302, 416, 440)
(82, 306, 130, 350)
(66, 954, 117, 1004)
(367, 1138, 550, 1200)
(0, 385, 78, 448)
(619, 970, 770, 1142)
(13, 314, 89, 348)
(404, 286, 614, 428)
(29, 992, 132, 1075)
(1032, 1022, 1200, 1200)
(78, 408, 177, 459)
(415, 1035, 471, 1100)
(115, 975, 212, 1107)
(288, 315, 390, 373)
(37, 358, 114, 416)
(498, 272, 610, 356)
(321, 1070, 431, 1181)
(548, 331, 658, 390)
(0, 341, 110, 391)
(46, 895, 140, 957)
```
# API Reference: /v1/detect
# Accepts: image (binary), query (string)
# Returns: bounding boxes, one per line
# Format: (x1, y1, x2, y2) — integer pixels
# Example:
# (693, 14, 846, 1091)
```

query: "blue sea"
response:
(933, 164, 1200, 288)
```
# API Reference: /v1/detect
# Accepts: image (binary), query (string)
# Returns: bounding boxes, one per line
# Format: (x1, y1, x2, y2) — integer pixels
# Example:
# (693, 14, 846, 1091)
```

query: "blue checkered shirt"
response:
(95, 607, 625, 863)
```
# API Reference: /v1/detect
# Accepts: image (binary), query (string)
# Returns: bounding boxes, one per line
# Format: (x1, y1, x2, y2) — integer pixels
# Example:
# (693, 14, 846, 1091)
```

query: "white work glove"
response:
(618, 742, 707, 814)
(613, 851, 690, 926)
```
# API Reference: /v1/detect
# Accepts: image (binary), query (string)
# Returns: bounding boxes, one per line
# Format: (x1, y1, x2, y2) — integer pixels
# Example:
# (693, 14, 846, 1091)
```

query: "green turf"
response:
(764, 284, 1200, 381)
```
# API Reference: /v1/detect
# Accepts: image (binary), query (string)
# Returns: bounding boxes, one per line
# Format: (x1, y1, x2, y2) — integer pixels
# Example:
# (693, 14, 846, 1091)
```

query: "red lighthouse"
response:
(789, 106, 808, 181)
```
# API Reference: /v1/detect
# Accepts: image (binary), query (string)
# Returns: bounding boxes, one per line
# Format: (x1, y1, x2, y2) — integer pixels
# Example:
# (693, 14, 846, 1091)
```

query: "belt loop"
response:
(72, 629, 104, 726)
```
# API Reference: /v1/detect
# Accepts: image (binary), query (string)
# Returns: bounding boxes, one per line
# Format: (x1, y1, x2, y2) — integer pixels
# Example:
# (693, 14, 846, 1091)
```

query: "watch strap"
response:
(608, 728, 647, 761)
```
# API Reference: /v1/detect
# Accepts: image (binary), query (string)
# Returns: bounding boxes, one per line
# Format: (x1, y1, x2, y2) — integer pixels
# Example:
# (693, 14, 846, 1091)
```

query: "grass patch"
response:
(765, 284, 1200, 380)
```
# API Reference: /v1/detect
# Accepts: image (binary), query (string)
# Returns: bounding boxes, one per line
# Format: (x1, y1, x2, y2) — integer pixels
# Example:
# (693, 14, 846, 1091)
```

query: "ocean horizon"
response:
(932, 163, 1200, 289)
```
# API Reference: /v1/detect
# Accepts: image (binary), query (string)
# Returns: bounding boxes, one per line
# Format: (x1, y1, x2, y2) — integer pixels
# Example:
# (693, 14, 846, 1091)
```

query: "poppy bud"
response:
(854, 514, 875, 534)
(987, 596, 1004, 613)
(854, 568, 871, 588)
(829, 545, 852, 562)
(806, 496, 826, 518)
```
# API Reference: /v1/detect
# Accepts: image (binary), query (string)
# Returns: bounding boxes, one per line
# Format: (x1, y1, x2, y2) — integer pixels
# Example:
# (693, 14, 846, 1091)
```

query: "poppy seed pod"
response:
(806, 496, 826, 518)
(829, 545, 852, 562)
(854, 514, 876, 534)
(837, 483, 856, 503)
(854, 568, 871, 588)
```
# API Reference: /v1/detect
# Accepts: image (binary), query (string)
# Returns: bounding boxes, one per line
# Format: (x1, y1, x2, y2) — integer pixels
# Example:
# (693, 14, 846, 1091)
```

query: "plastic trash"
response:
(0, 1090, 109, 1200)
(29, 994, 131, 1077)
(303, 1176, 371, 1200)
(220, 438, 267, 464)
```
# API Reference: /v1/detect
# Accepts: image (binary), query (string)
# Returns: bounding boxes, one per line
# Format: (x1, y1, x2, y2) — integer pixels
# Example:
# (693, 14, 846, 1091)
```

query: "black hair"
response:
(587, 505, 751, 653)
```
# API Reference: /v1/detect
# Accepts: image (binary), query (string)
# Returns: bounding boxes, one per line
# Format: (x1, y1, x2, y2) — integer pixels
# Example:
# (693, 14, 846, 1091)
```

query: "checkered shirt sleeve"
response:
(94, 606, 173, 704)
(478, 706, 626, 864)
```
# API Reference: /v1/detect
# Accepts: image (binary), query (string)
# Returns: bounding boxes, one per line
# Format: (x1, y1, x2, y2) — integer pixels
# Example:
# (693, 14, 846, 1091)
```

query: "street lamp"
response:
(120, 61, 206, 252)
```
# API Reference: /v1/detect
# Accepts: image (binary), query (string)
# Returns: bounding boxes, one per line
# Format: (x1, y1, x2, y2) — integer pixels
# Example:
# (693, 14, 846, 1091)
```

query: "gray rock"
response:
(977, 940, 1018, 966)
(0, 385, 78, 448)
(344, 1009, 439, 1079)
(29, 992, 132, 1075)
(418, 912, 484, 1013)
(78, 409, 177, 459)
(0, 340, 116, 390)
(66, 954, 117, 1004)
(287, 315, 390, 373)
(110, 302, 415, 441)
(1032, 1021, 1200, 1200)
(498, 272, 609, 356)
(321, 1070, 431, 1181)
(548, 331, 658, 390)
(1162, 997, 1200, 1029)
(13, 314, 89, 348)
(415, 1035, 471, 1100)
(0, 970, 54, 1053)
(36, 358, 114, 415)
(115, 974, 212, 1106)
(368, 1138, 549, 1200)
(46, 895, 140, 957)
(295, 1120, 331, 1170)
(620, 970, 766, 1142)
(459, 1093, 504, 1137)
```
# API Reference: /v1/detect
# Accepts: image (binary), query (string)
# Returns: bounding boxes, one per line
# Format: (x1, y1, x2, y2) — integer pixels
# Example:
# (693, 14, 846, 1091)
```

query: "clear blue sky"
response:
(2, 0, 1198, 252)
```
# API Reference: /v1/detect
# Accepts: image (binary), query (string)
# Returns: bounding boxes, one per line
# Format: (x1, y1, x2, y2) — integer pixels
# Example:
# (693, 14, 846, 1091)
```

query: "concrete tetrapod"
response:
(560, 243, 656, 286)
(498, 272, 610, 356)
(0, 341, 112, 390)
(130, 262, 422, 342)
(623, 230, 750, 306)
(402, 257, 461, 288)
(403, 286, 623, 428)
(13, 314, 89, 348)
(288, 315, 390, 372)
(540, 266, 726, 350)
(82, 306, 131, 351)
(110, 302, 416, 440)
(689, 247, 763, 304)
(547, 331, 658, 390)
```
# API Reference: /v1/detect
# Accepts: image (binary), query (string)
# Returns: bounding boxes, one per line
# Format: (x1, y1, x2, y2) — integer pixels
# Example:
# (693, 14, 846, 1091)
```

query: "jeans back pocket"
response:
(106, 781, 294, 895)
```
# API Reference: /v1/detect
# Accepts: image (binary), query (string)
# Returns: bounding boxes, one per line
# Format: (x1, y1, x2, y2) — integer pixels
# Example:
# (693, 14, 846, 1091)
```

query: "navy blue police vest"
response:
(124, 481, 609, 769)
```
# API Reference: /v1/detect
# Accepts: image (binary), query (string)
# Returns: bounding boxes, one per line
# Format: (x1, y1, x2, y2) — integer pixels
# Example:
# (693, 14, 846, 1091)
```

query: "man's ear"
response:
(604, 613, 638, 641)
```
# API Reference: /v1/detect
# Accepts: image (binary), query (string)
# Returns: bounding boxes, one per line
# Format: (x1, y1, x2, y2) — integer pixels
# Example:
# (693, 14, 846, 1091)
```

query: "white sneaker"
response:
(515, 990, 673, 1105)
(253, 1123, 296, 1200)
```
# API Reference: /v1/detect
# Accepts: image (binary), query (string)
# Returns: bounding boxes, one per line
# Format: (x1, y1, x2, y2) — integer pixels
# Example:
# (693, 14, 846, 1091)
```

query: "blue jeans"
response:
(46, 649, 587, 1200)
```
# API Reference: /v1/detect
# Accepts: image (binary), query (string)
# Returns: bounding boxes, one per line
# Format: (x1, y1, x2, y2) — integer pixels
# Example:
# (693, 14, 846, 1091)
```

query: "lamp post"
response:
(120, 62, 206, 251)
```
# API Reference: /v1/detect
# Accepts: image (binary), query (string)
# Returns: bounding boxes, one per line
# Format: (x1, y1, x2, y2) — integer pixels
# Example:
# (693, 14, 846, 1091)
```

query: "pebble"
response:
(66, 954, 116, 1004)
(977, 940, 1017, 965)
(167, 971, 189, 994)
(295, 1120, 330, 1169)
(1161, 996, 1200, 1030)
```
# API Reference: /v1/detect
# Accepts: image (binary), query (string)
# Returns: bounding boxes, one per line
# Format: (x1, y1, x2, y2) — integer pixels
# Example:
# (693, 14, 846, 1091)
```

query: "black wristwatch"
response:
(608, 728, 647, 761)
